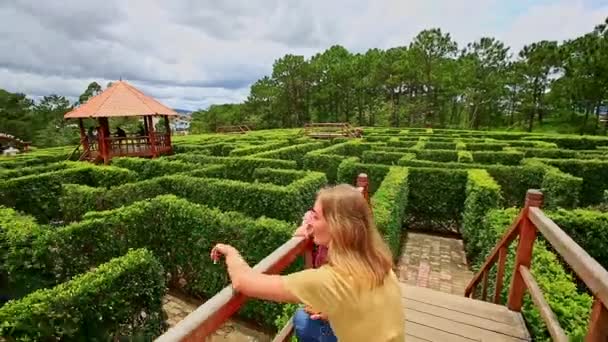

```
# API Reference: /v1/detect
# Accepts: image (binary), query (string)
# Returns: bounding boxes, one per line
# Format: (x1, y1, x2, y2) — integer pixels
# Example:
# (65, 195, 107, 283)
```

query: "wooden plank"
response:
(403, 297, 526, 339)
(272, 318, 294, 342)
(481, 270, 489, 301)
(402, 285, 521, 326)
(494, 246, 507, 304)
(586, 298, 608, 342)
(405, 321, 479, 342)
(519, 265, 567, 342)
(404, 334, 433, 342)
(406, 310, 526, 341)
(529, 207, 608, 310)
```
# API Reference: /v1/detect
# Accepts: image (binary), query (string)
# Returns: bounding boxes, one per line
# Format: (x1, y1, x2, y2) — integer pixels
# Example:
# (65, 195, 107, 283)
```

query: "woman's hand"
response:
(304, 305, 328, 320)
(210, 243, 239, 263)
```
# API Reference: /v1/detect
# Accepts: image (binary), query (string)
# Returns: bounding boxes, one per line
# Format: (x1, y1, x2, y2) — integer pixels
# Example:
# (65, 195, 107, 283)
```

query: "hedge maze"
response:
(1, 128, 608, 340)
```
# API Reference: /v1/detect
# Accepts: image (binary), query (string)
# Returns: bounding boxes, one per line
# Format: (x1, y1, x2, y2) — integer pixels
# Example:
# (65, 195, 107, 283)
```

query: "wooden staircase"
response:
(154, 181, 608, 342)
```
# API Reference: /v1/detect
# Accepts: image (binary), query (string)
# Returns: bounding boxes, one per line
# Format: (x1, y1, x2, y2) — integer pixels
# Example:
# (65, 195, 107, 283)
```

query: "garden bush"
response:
(371, 167, 409, 257)
(522, 160, 582, 209)
(461, 169, 502, 261)
(361, 151, 407, 165)
(0, 165, 136, 223)
(252, 142, 326, 168)
(253, 167, 310, 186)
(13, 195, 297, 328)
(336, 158, 390, 194)
(471, 151, 524, 165)
(407, 168, 468, 230)
(0, 248, 166, 341)
(537, 158, 608, 205)
(229, 141, 292, 156)
(112, 157, 202, 180)
(415, 149, 458, 162)
(0, 162, 73, 180)
(457, 150, 473, 163)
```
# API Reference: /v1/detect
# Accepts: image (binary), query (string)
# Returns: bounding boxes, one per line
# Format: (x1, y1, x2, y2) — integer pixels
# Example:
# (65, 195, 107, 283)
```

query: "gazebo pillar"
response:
(99, 117, 111, 164)
(146, 115, 157, 158)
(78, 118, 89, 151)
(164, 115, 172, 152)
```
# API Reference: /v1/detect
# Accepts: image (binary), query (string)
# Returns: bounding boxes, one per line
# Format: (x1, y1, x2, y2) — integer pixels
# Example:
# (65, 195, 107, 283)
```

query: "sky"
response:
(0, 0, 607, 111)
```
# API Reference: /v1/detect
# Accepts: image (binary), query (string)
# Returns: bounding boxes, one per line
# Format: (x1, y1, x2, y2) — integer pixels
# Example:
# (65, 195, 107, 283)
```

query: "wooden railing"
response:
(216, 125, 251, 134)
(155, 174, 370, 342)
(303, 122, 362, 139)
(465, 189, 608, 342)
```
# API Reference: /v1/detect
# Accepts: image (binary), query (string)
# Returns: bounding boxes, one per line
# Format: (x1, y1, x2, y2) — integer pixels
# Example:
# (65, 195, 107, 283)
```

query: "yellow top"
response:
(283, 265, 405, 342)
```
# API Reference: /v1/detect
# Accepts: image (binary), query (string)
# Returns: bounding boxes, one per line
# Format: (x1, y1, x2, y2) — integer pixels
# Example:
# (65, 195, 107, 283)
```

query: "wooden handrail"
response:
(465, 189, 608, 341)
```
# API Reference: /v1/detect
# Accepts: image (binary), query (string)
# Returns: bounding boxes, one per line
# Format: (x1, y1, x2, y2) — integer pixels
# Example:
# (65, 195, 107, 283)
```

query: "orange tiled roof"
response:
(64, 81, 178, 119)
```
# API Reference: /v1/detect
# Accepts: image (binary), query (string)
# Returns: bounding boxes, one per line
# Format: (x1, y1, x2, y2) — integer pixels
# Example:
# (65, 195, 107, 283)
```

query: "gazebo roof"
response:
(64, 80, 178, 119)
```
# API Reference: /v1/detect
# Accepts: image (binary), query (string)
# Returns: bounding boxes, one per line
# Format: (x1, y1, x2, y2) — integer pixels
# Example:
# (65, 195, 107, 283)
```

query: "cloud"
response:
(0, 0, 606, 111)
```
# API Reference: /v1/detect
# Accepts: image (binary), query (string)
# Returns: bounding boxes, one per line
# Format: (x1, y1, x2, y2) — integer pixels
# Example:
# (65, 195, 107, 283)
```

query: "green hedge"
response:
(547, 209, 608, 270)
(0, 248, 166, 341)
(0, 162, 73, 180)
(61, 171, 327, 223)
(0, 207, 48, 298)
(112, 157, 203, 180)
(0, 165, 137, 223)
(371, 167, 409, 257)
(229, 141, 291, 156)
(251, 142, 326, 167)
(173, 142, 236, 156)
(253, 167, 309, 186)
(361, 151, 408, 165)
(461, 169, 502, 261)
(473, 209, 592, 340)
(336, 158, 390, 194)
(537, 158, 608, 205)
(471, 151, 524, 165)
(457, 150, 473, 163)
(523, 136, 608, 150)
(415, 149, 458, 162)
(522, 160, 582, 209)
(407, 168, 468, 230)
(465, 143, 506, 151)
(18, 195, 296, 328)
(168, 154, 298, 181)
(515, 148, 577, 159)
(424, 142, 456, 150)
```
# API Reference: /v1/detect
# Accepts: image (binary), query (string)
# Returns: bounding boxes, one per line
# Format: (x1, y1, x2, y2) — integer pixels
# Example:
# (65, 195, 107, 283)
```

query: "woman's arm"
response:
(212, 244, 300, 303)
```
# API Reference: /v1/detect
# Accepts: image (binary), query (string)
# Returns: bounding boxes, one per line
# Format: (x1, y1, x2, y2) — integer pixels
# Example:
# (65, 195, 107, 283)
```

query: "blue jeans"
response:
(293, 308, 337, 342)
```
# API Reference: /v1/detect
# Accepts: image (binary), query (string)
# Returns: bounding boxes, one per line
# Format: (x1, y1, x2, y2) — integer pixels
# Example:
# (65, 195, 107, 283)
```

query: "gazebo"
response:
(64, 80, 178, 164)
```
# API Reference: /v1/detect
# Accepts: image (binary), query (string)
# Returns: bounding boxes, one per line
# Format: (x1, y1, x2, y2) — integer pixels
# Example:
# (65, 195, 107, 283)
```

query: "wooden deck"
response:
(402, 284, 530, 341)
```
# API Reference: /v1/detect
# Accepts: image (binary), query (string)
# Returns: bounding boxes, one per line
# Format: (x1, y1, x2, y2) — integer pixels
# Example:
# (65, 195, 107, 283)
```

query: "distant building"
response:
(170, 112, 191, 132)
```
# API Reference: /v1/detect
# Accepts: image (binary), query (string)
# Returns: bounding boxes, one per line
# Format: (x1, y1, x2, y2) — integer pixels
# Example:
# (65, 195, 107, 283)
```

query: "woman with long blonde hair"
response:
(211, 184, 405, 341)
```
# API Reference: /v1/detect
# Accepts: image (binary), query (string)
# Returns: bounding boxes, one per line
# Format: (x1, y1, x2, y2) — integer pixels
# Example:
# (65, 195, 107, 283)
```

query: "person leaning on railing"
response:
(211, 184, 405, 342)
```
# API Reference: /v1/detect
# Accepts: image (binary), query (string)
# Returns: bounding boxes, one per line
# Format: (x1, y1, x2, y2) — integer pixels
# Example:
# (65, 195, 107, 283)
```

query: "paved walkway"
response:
(397, 232, 474, 296)
(163, 292, 271, 342)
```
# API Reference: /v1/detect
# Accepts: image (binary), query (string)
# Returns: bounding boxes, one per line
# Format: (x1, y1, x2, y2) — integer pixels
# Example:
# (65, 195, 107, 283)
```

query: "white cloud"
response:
(0, 0, 606, 111)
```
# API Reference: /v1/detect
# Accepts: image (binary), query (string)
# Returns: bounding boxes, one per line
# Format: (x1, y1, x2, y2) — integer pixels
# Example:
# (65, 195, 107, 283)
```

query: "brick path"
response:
(163, 292, 271, 342)
(397, 232, 474, 295)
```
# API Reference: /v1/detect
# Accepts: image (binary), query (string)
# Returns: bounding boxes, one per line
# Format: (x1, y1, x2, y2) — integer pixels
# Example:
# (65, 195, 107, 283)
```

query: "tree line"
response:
(193, 18, 608, 135)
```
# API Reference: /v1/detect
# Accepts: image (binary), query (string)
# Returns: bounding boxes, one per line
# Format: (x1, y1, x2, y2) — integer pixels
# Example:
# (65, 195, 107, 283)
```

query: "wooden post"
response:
(164, 115, 172, 153)
(78, 118, 89, 151)
(586, 298, 608, 342)
(147, 115, 157, 158)
(98, 118, 111, 164)
(356, 173, 370, 205)
(508, 189, 543, 311)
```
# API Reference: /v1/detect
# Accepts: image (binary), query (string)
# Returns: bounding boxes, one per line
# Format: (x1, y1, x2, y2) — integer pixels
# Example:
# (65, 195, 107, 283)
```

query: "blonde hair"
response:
(317, 184, 393, 289)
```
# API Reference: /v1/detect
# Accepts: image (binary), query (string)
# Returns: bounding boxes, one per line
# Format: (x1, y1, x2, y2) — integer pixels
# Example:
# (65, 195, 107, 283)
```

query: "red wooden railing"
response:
(155, 174, 370, 342)
(465, 189, 608, 342)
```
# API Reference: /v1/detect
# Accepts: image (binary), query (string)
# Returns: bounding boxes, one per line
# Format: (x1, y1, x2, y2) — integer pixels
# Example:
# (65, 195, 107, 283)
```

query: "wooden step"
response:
(401, 284, 530, 341)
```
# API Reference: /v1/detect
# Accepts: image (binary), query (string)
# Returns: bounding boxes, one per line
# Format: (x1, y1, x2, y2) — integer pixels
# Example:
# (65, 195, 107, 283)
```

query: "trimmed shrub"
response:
(61, 171, 327, 224)
(174, 142, 236, 155)
(516, 148, 577, 159)
(0, 248, 166, 341)
(424, 142, 456, 150)
(457, 150, 473, 163)
(523, 136, 608, 150)
(407, 168, 468, 230)
(0, 165, 136, 223)
(0, 162, 73, 180)
(336, 158, 390, 195)
(465, 143, 506, 151)
(362, 151, 406, 165)
(522, 160, 582, 209)
(253, 167, 309, 186)
(415, 149, 458, 162)
(252, 142, 326, 168)
(229, 141, 291, 156)
(471, 151, 524, 165)
(371, 167, 408, 257)
(112, 157, 202, 180)
(22, 195, 297, 327)
(461, 169, 502, 260)
(473, 209, 593, 340)
(538, 158, 608, 205)
(455, 141, 466, 150)
(168, 154, 298, 181)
